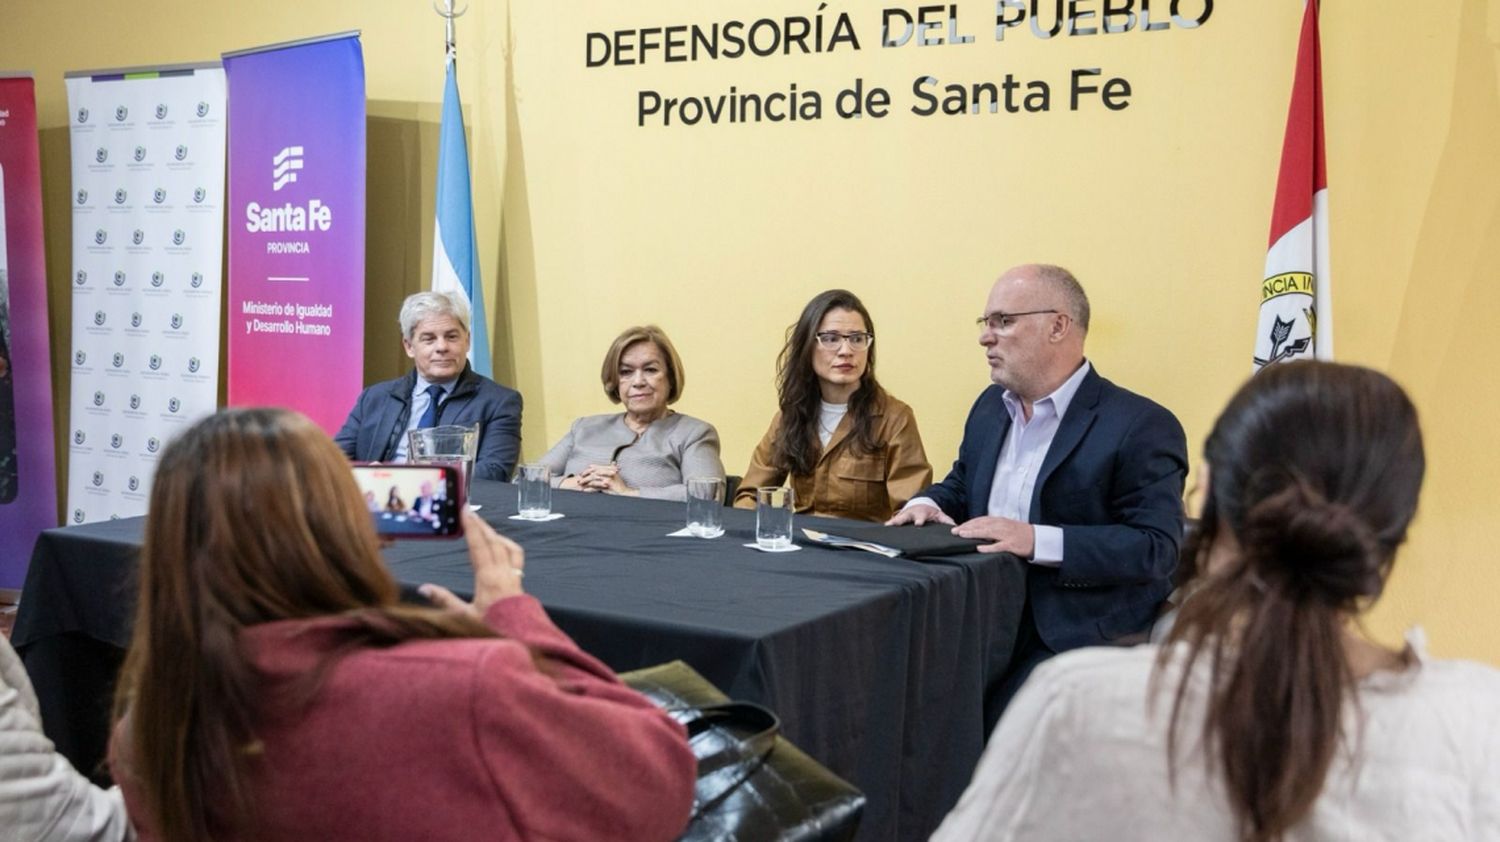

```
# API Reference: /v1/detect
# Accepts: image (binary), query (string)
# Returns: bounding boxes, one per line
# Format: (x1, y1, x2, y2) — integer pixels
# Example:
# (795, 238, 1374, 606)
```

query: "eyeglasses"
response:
(815, 331, 874, 350)
(975, 309, 1061, 333)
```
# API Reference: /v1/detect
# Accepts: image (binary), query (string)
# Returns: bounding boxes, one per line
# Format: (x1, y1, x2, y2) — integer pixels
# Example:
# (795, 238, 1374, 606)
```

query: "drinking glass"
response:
(517, 463, 552, 519)
(755, 486, 795, 550)
(408, 425, 479, 501)
(685, 477, 725, 538)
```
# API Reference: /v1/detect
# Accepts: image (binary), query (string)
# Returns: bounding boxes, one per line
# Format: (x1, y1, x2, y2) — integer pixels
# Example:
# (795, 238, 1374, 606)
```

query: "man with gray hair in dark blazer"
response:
(335, 291, 523, 481)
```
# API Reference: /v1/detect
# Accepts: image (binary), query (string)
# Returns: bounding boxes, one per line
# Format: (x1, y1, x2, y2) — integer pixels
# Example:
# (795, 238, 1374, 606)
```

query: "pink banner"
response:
(0, 75, 58, 589)
(225, 35, 365, 433)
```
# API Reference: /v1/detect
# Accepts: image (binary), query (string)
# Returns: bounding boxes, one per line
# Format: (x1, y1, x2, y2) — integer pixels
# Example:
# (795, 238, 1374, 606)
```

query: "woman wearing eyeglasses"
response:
(931, 362, 1500, 841)
(733, 289, 932, 522)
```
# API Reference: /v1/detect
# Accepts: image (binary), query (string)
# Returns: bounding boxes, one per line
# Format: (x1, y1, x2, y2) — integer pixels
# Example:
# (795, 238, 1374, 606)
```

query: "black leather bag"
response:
(620, 660, 866, 842)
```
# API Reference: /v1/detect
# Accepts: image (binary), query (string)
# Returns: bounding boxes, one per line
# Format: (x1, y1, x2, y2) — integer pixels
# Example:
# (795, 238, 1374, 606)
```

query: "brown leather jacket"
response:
(733, 394, 933, 523)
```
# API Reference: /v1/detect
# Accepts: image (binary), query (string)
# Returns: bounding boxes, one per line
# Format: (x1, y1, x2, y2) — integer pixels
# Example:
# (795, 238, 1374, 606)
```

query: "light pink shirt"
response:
(987, 360, 1091, 565)
(907, 361, 1090, 565)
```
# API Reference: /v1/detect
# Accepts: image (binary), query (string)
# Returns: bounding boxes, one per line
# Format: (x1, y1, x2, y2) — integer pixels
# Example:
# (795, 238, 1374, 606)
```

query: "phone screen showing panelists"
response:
(0, 163, 17, 504)
(352, 465, 460, 538)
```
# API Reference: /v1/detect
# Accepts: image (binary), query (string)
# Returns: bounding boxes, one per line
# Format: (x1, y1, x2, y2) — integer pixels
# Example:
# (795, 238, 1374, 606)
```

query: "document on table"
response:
(800, 528, 902, 558)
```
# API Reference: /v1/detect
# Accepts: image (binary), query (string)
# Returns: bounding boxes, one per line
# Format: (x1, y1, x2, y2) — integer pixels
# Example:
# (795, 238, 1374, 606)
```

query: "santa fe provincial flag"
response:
(431, 55, 491, 377)
(1254, 0, 1331, 371)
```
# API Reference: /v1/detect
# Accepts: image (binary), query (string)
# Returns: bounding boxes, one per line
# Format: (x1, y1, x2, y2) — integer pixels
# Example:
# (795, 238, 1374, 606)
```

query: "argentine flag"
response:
(432, 56, 491, 377)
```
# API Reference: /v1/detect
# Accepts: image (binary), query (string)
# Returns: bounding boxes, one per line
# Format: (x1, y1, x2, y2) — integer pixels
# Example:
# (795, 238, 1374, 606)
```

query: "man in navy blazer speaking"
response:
(335, 291, 523, 482)
(888, 263, 1187, 733)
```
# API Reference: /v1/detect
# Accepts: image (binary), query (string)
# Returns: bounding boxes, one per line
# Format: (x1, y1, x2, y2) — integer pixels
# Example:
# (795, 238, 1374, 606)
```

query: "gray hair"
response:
(398, 291, 470, 340)
(1032, 264, 1090, 332)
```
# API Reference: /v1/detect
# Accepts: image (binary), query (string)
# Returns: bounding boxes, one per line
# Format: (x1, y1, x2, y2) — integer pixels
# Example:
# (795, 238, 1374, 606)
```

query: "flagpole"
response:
(430, 0, 490, 378)
(434, 0, 467, 61)
(1252, 0, 1330, 371)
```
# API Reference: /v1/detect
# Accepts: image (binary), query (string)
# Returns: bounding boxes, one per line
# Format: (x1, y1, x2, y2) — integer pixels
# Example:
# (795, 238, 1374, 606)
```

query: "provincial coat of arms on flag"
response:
(1254, 0, 1331, 371)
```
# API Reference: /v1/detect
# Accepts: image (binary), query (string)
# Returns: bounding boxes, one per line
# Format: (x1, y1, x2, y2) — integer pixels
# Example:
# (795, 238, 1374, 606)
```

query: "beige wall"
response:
(4, 0, 1498, 663)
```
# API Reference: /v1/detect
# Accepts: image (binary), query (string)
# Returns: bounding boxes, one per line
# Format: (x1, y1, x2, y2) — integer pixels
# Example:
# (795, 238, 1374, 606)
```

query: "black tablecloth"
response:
(14, 480, 1026, 841)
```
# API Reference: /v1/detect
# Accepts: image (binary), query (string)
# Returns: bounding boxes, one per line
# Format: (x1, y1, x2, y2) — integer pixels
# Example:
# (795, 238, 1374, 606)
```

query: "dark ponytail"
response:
(1162, 361, 1423, 842)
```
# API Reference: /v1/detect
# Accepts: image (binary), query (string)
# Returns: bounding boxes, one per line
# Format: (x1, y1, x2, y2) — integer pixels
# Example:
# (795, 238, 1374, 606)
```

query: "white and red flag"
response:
(1254, 0, 1331, 370)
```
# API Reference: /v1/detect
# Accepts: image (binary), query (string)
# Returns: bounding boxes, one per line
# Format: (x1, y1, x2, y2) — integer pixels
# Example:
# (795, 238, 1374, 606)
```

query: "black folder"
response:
(825, 523, 988, 558)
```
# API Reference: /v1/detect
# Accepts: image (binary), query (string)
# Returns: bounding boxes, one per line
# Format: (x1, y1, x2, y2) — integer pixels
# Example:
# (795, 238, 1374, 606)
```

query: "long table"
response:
(14, 481, 1026, 841)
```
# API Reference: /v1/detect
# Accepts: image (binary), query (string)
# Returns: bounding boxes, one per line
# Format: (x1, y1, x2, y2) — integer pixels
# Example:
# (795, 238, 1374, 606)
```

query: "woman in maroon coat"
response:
(108, 407, 696, 842)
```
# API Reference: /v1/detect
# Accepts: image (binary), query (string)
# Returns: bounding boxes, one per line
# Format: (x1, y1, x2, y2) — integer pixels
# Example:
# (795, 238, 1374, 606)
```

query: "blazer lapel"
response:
(378, 372, 417, 460)
(969, 397, 1010, 518)
(446, 363, 478, 404)
(1029, 368, 1102, 521)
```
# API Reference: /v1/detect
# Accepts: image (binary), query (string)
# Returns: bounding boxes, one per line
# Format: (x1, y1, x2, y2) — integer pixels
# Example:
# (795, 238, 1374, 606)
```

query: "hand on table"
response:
(885, 503, 956, 527)
(952, 515, 1035, 557)
(419, 510, 526, 616)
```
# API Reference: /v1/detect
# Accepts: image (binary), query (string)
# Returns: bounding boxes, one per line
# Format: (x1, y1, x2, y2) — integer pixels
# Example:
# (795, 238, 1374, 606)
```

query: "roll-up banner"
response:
(224, 33, 365, 434)
(0, 74, 58, 589)
(64, 64, 227, 526)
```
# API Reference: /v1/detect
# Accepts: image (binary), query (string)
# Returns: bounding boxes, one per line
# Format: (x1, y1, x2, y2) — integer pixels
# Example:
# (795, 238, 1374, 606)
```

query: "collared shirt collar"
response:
(1002, 359, 1092, 423)
(411, 367, 463, 400)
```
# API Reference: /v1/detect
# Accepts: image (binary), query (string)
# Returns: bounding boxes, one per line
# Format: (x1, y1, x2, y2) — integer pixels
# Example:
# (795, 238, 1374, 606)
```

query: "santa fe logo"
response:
(272, 146, 304, 191)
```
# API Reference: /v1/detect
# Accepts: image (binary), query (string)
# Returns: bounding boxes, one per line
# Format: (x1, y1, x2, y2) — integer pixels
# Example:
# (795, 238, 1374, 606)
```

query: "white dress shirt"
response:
(393, 375, 452, 461)
(987, 360, 1090, 565)
(907, 361, 1091, 565)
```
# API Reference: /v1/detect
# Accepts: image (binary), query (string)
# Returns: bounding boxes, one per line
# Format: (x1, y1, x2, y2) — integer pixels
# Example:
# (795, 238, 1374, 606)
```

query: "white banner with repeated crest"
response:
(64, 66, 226, 524)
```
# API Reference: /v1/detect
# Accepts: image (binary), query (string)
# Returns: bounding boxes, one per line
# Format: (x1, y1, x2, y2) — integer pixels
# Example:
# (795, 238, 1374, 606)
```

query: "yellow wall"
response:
(3, 0, 1497, 664)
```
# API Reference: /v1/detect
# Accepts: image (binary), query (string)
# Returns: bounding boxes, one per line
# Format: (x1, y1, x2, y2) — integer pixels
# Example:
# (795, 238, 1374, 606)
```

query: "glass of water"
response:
(685, 477, 725, 538)
(755, 486, 795, 550)
(517, 463, 552, 519)
(408, 425, 478, 501)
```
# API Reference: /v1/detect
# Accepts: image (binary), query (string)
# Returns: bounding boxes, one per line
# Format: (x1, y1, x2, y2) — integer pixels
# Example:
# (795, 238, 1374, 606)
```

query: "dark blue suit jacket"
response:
(920, 366, 1187, 652)
(334, 364, 523, 482)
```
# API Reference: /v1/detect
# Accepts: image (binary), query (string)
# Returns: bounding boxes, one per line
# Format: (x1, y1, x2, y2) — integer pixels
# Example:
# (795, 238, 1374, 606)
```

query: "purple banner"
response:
(0, 76, 58, 589)
(225, 35, 364, 434)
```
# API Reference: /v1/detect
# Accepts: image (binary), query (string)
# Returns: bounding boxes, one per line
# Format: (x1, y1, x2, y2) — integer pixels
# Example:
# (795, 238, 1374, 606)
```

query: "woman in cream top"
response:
(1, 635, 132, 841)
(933, 361, 1500, 841)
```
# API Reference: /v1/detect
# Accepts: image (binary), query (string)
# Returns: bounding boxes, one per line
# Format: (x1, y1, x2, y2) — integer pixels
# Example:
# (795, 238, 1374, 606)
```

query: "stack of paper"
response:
(800, 528, 902, 558)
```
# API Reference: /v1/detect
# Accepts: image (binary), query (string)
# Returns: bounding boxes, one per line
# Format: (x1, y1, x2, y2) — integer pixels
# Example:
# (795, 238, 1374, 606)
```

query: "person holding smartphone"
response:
(108, 408, 695, 842)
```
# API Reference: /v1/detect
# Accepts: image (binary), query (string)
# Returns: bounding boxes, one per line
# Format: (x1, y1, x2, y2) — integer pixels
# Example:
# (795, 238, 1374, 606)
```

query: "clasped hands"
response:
(884, 505, 1036, 558)
(559, 464, 634, 495)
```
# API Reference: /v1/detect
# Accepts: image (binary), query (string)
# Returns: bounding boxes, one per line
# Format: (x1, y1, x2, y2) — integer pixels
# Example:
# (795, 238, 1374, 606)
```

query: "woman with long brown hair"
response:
(933, 361, 1500, 841)
(733, 289, 932, 522)
(108, 408, 694, 842)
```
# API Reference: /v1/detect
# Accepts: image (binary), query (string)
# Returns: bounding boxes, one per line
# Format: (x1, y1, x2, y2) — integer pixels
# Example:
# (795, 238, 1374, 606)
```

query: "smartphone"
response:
(351, 463, 464, 539)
